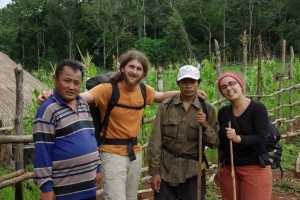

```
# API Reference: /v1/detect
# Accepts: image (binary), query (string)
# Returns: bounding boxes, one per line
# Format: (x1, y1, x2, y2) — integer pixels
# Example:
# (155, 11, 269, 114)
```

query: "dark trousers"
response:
(154, 172, 206, 200)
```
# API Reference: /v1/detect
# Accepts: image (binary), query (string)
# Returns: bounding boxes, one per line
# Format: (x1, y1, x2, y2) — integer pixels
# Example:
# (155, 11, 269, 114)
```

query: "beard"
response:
(122, 73, 144, 88)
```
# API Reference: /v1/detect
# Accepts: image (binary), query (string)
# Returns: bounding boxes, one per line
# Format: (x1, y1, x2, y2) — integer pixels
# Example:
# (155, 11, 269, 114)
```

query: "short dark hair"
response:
(55, 59, 84, 80)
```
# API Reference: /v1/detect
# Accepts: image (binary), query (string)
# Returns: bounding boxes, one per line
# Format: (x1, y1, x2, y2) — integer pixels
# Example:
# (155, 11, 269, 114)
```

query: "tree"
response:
(46, 0, 82, 59)
(83, 0, 133, 70)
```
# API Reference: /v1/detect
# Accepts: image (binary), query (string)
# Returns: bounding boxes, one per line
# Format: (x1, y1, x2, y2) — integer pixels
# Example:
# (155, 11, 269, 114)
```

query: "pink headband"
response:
(217, 72, 245, 93)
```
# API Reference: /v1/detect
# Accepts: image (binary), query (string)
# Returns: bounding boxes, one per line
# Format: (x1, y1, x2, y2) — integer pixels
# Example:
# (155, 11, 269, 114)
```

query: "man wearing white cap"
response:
(147, 65, 219, 200)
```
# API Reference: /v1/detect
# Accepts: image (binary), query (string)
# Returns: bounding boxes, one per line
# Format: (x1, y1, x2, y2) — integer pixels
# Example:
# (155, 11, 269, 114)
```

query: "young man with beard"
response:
(83, 50, 179, 200)
(147, 65, 220, 200)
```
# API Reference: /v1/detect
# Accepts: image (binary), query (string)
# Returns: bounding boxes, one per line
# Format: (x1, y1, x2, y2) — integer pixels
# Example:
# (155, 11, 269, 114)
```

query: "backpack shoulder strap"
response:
(100, 82, 120, 145)
(114, 83, 146, 110)
(139, 82, 146, 108)
(199, 98, 208, 119)
(166, 96, 176, 110)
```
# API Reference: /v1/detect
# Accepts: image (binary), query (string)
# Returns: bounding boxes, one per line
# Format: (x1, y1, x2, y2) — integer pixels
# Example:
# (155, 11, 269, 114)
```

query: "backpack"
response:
(86, 71, 147, 146)
(166, 96, 210, 169)
(225, 105, 283, 178)
(266, 123, 283, 176)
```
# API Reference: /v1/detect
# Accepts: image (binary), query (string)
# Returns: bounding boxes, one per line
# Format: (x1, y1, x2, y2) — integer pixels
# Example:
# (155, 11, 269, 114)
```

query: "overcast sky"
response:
(0, 0, 11, 9)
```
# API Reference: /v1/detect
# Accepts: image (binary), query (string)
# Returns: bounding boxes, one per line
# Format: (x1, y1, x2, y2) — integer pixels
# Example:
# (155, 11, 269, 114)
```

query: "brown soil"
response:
(136, 170, 300, 200)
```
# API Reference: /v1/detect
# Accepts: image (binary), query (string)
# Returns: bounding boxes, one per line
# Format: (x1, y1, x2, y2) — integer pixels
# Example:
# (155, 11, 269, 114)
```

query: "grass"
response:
(0, 166, 40, 200)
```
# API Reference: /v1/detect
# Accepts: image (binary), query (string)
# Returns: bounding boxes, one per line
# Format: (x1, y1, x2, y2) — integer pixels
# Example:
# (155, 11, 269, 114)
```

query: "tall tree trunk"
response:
(249, 1, 253, 63)
(208, 30, 212, 61)
(102, 33, 106, 71)
(142, 0, 146, 37)
(257, 34, 262, 101)
(21, 22, 25, 67)
(223, 0, 226, 65)
(242, 31, 247, 82)
(69, 31, 73, 59)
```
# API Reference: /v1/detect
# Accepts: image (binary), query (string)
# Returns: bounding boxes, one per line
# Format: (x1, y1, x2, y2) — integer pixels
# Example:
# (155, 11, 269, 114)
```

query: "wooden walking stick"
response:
(229, 121, 237, 200)
(197, 123, 203, 200)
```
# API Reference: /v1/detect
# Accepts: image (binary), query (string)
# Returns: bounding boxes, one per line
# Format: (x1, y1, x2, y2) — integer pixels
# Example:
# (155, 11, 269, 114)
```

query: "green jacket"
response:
(147, 95, 219, 184)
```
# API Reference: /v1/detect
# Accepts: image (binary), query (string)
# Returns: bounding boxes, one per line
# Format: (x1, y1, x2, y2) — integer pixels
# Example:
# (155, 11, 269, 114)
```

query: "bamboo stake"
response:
(229, 121, 236, 200)
(289, 46, 294, 134)
(197, 124, 203, 200)
(157, 66, 163, 92)
(277, 39, 286, 127)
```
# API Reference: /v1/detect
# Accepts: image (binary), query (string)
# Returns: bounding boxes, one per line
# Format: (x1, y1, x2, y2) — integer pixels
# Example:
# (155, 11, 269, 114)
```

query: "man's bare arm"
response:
(153, 91, 180, 103)
(37, 91, 95, 105)
(80, 91, 95, 104)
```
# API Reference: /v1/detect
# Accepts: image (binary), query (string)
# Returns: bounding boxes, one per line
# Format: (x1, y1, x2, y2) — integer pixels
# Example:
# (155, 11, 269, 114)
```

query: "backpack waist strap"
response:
(101, 137, 138, 161)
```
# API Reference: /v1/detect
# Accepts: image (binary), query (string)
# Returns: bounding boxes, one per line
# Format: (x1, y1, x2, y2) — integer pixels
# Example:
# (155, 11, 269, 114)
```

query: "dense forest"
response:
(0, 0, 299, 72)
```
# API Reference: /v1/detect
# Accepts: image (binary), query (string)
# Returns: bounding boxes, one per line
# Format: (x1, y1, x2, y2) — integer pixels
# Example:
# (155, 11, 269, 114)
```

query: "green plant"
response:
(23, 89, 41, 135)
(0, 165, 40, 200)
(281, 141, 300, 171)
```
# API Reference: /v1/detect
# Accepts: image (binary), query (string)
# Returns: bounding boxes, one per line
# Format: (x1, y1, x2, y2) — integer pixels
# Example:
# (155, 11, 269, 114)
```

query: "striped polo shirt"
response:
(33, 91, 100, 200)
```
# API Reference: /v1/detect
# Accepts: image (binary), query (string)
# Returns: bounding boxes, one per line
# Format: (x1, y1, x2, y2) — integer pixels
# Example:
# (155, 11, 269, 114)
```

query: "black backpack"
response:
(266, 123, 283, 175)
(225, 105, 283, 178)
(86, 71, 147, 146)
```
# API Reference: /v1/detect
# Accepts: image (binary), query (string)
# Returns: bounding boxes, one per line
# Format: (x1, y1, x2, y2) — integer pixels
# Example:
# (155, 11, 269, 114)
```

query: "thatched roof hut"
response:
(0, 52, 48, 127)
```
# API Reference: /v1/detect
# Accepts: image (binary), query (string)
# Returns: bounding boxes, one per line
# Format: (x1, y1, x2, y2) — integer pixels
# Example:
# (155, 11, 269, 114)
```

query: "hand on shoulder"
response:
(37, 90, 52, 105)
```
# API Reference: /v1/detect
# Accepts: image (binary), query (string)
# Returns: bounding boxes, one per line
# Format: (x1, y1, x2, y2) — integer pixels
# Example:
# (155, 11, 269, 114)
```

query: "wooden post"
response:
(277, 40, 286, 127)
(14, 66, 24, 200)
(289, 46, 294, 134)
(214, 39, 221, 78)
(214, 39, 222, 109)
(257, 34, 262, 101)
(157, 66, 163, 92)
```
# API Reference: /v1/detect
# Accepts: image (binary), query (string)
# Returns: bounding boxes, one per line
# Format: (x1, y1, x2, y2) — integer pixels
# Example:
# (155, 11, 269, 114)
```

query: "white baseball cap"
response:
(177, 65, 200, 81)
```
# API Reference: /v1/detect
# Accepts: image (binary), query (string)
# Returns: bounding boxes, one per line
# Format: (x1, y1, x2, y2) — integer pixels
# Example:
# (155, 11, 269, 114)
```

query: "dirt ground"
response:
(137, 170, 300, 200)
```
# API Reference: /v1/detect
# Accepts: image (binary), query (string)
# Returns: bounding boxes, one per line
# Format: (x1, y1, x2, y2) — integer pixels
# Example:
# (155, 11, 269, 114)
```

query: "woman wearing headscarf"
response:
(215, 72, 272, 200)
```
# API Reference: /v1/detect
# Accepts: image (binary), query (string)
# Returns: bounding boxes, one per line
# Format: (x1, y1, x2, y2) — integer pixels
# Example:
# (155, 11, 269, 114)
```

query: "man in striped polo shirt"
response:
(33, 59, 101, 200)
